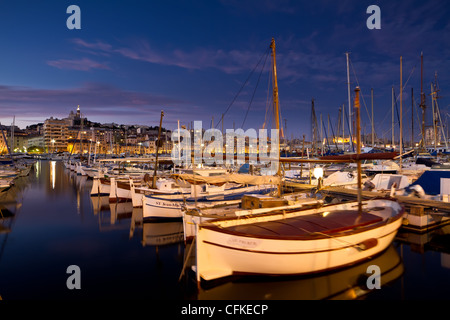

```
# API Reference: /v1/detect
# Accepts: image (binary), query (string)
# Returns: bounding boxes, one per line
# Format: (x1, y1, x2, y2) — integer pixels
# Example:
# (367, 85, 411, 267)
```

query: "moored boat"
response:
(182, 193, 322, 242)
(195, 198, 404, 282)
(191, 42, 405, 285)
(143, 183, 276, 220)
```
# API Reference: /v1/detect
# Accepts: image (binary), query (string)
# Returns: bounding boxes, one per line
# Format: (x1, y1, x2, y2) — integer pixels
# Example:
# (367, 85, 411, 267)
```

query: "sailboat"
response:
(193, 40, 405, 284)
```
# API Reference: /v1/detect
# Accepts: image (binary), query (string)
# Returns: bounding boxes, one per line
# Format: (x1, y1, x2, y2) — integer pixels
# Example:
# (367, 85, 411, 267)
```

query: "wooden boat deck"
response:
(223, 210, 383, 239)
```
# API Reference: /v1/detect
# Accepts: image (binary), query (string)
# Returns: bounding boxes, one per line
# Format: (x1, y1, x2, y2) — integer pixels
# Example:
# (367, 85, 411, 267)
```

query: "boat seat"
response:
(225, 210, 383, 239)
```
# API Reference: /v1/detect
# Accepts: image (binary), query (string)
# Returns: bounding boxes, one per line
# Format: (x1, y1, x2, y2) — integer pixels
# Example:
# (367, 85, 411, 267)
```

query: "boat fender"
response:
(390, 182, 397, 197)
(357, 238, 378, 251)
(409, 185, 426, 198)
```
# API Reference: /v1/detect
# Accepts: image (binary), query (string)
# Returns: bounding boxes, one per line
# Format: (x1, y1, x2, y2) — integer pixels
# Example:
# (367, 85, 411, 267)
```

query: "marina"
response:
(1, 1, 450, 304)
(0, 159, 449, 300)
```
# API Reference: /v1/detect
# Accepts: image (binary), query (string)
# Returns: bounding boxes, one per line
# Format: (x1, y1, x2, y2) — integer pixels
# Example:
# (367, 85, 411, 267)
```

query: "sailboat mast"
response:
(411, 88, 414, 148)
(433, 73, 448, 149)
(354, 87, 362, 213)
(270, 38, 283, 198)
(311, 99, 316, 155)
(432, 83, 437, 153)
(400, 56, 403, 169)
(371, 88, 374, 147)
(342, 104, 345, 151)
(392, 87, 395, 148)
(270, 38, 281, 176)
(320, 113, 323, 155)
(11, 115, 15, 154)
(337, 106, 342, 149)
(152, 110, 164, 188)
(346, 53, 352, 139)
(420, 52, 426, 150)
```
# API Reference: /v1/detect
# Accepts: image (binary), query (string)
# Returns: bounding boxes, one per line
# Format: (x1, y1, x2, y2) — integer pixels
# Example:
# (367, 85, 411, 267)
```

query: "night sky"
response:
(0, 0, 449, 142)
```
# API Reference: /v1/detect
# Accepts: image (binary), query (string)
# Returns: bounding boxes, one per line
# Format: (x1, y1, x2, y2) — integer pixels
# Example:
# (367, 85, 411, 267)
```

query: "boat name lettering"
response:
(227, 237, 260, 249)
(154, 201, 179, 208)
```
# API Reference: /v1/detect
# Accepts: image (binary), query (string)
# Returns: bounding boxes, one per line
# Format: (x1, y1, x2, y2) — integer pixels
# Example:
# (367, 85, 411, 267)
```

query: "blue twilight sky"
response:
(0, 0, 449, 142)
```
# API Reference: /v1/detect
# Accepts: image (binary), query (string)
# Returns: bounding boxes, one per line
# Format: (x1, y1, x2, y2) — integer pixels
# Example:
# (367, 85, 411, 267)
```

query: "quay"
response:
(285, 181, 450, 233)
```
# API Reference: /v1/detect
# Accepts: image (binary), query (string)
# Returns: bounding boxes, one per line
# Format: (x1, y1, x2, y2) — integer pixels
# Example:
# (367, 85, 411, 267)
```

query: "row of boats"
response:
(0, 158, 35, 194)
(62, 149, 450, 286)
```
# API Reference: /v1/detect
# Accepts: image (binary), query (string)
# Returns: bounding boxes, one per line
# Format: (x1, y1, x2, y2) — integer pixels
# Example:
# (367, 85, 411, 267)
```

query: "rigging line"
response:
(321, 116, 331, 152)
(350, 58, 417, 125)
(344, 105, 355, 152)
(262, 64, 273, 130)
(242, 46, 270, 128)
(380, 101, 416, 141)
(329, 115, 339, 150)
(349, 59, 372, 123)
(215, 46, 271, 130)
(413, 96, 423, 132)
(362, 70, 418, 139)
(393, 88, 406, 151)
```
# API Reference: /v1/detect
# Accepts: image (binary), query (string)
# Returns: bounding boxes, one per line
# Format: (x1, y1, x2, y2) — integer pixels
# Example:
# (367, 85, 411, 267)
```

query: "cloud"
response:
(47, 58, 111, 71)
(71, 37, 263, 74)
(0, 83, 186, 121)
(68, 36, 349, 84)
(71, 38, 113, 52)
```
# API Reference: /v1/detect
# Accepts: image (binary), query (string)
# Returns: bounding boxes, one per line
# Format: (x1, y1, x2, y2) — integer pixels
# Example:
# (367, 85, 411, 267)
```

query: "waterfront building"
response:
(43, 117, 69, 152)
(26, 134, 45, 152)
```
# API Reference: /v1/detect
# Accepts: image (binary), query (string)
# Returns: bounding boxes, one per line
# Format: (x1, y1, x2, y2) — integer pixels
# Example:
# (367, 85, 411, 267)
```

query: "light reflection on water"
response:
(0, 160, 448, 300)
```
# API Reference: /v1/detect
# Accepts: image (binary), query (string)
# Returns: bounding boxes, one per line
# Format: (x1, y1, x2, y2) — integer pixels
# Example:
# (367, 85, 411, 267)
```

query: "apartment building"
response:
(43, 117, 69, 152)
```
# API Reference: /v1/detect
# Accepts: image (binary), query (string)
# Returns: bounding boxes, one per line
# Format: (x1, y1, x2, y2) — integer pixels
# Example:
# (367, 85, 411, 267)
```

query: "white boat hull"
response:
(143, 195, 184, 220)
(109, 178, 132, 203)
(143, 185, 275, 220)
(195, 199, 404, 282)
(90, 177, 111, 196)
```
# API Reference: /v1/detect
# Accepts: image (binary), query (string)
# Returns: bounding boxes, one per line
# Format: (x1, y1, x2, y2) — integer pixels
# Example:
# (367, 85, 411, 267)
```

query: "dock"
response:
(285, 181, 450, 233)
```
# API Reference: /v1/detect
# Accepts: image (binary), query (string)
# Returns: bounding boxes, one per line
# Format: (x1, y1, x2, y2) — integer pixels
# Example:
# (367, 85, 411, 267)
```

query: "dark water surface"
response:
(0, 160, 449, 300)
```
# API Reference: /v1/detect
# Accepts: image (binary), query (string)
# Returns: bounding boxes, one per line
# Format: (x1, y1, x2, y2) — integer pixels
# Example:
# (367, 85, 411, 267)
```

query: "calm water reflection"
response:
(0, 160, 449, 300)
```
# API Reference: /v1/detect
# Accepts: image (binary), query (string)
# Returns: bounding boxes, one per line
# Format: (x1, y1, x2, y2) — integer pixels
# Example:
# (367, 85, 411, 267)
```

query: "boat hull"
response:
(143, 185, 275, 220)
(195, 199, 404, 282)
(90, 177, 110, 196)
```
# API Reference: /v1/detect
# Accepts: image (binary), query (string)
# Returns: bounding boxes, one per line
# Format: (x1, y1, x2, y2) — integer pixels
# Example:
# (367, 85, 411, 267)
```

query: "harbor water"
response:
(0, 160, 449, 300)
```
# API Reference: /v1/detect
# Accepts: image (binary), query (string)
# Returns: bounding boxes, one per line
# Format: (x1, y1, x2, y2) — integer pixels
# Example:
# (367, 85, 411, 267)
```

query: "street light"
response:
(313, 167, 324, 189)
(51, 139, 56, 153)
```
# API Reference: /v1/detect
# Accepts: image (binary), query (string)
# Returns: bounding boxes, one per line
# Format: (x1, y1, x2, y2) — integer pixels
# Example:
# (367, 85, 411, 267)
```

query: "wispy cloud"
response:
(47, 58, 111, 71)
(68, 36, 348, 84)
(71, 37, 263, 74)
(0, 83, 186, 120)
